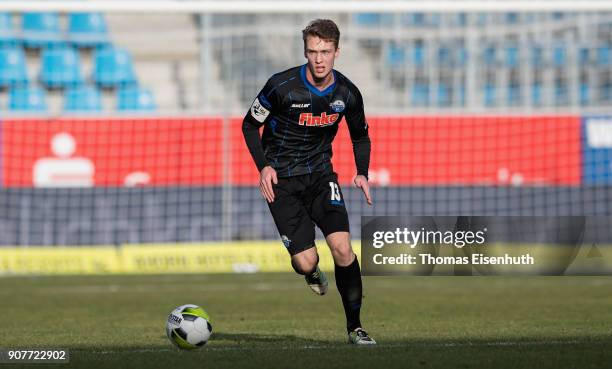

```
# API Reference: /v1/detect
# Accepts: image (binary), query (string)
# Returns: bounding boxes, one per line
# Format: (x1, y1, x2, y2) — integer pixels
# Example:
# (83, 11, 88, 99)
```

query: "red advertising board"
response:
(233, 116, 582, 186)
(2, 118, 223, 187)
(2, 116, 581, 187)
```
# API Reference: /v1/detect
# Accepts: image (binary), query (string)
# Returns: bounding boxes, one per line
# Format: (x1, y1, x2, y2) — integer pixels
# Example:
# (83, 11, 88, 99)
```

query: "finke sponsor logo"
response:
(298, 112, 339, 127)
(291, 103, 311, 108)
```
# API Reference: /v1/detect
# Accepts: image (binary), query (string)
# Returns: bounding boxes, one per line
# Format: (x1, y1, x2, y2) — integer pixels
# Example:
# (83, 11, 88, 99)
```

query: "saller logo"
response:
(298, 112, 339, 127)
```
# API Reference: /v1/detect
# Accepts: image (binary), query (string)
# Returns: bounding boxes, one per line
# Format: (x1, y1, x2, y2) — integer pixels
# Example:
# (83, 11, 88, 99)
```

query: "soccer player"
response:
(242, 19, 375, 345)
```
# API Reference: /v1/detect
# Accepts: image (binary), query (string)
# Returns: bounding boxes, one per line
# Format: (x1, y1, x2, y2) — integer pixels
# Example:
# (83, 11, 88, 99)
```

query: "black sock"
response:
(335, 256, 362, 332)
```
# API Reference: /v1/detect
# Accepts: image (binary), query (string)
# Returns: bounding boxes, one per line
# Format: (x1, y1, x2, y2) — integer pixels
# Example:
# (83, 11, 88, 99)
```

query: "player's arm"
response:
(242, 80, 279, 203)
(345, 85, 372, 205)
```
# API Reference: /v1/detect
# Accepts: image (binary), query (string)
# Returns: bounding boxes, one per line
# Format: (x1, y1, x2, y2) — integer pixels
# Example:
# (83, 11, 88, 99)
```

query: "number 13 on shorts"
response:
(329, 181, 343, 204)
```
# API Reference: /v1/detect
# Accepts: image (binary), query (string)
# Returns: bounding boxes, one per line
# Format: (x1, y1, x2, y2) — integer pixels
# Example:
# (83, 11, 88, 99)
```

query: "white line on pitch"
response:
(81, 339, 599, 354)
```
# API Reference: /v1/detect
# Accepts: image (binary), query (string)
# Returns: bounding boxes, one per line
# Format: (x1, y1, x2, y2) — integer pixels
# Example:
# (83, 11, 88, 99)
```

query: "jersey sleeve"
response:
(345, 84, 371, 179)
(242, 79, 281, 171)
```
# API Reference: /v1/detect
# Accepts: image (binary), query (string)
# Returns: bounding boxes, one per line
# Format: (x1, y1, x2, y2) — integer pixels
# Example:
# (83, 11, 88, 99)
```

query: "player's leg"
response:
(290, 246, 318, 274)
(267, 176, 327, 294)
(291, 247, 328, 295)
(309, 172, 376, 344)
(325, 231, 375, 344)
(326, 231, 360, 329)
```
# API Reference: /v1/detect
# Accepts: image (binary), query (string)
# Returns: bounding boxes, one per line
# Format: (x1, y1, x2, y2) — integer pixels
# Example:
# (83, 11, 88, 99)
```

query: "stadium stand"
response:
(347, 12, 612, 110)
(0, 12, 169, 114)
(105, 14, 204, 111)
(0, 11, 611, 113)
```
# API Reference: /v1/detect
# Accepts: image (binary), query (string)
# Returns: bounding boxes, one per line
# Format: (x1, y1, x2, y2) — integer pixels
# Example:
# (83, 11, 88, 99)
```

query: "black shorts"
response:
(267, 171, 350, 255)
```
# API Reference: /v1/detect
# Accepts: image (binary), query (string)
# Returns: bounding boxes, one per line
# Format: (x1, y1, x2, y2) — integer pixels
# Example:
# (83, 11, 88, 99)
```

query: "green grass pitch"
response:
(1, 274, 611, 369)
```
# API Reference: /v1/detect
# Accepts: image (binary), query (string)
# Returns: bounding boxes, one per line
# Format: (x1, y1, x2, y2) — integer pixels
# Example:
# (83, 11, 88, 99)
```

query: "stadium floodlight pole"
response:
(1, 0, 612, 13)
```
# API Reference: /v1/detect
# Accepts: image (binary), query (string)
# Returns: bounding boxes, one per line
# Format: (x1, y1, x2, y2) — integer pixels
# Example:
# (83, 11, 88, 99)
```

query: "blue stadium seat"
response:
(531, 45, 544, 67)
(386, 43, 405, 67)
(456, 13, 467, 27)
(0, 47, 29, 87)
(458, 84, 466, 106)
(484, 84, 496, 107)
(507, 84, 520, 105)
(411, 83, 429, 106)
(412, 43, 425, 67)
(68, 13, 109, 48)
(40, 47, 84, 88)
(9, 87, 48, 112)
(580, 83, 590, 106)
(523, 13, 536, 23)
(64, 86, 103, 112)
(554, 80, 568, 105)
(22, 12, 63, 48)
(578, 48, 590, 65)
(353, 13, 382, 26)
(552, 12, 564, 20)
(406, 13, 426, 26)
(531, 83, 542, 106)
(505, 12, 519, 24)
(0, 13, 18, 46)
(597, 45, 610, 66)
(553, 45, 566, 68)
(601, 84, 612, 102)
(354, 13, 394, 27)
(437, 83, 451, 106)
(505, 46, 519, 68)
(437, 47, 451, 67)
(457, 47, 467, 67)
(93, 47, 138, 88)
(117, 86, 156, 111)
(483, 46, 496, 66)
(429, 14, 441, 27)
(476, 13, 488, 26)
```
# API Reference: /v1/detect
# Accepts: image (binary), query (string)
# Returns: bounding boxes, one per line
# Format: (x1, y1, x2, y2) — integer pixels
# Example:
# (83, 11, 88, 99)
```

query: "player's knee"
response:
(291, 252, 318, 275)
(330, 245, 354, 266)
(291, 258, 317, 275)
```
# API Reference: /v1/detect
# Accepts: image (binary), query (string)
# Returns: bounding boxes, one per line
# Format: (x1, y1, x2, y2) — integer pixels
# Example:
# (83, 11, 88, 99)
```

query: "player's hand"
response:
(260, 166, 278, 203)
(354, 174, 372, 206)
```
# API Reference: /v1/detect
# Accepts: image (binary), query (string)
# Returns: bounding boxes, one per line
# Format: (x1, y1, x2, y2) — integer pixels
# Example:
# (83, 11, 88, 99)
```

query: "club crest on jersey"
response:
(298, 112, 339, 127)
(330, 100, 345, 113)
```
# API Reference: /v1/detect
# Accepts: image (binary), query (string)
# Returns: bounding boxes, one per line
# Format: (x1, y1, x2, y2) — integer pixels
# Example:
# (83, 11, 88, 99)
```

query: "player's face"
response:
(304, 36, 339, 83)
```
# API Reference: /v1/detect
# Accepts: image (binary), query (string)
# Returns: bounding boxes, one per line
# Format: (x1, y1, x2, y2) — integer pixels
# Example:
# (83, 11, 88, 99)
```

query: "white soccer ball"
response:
(166, 304, 213, 349)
